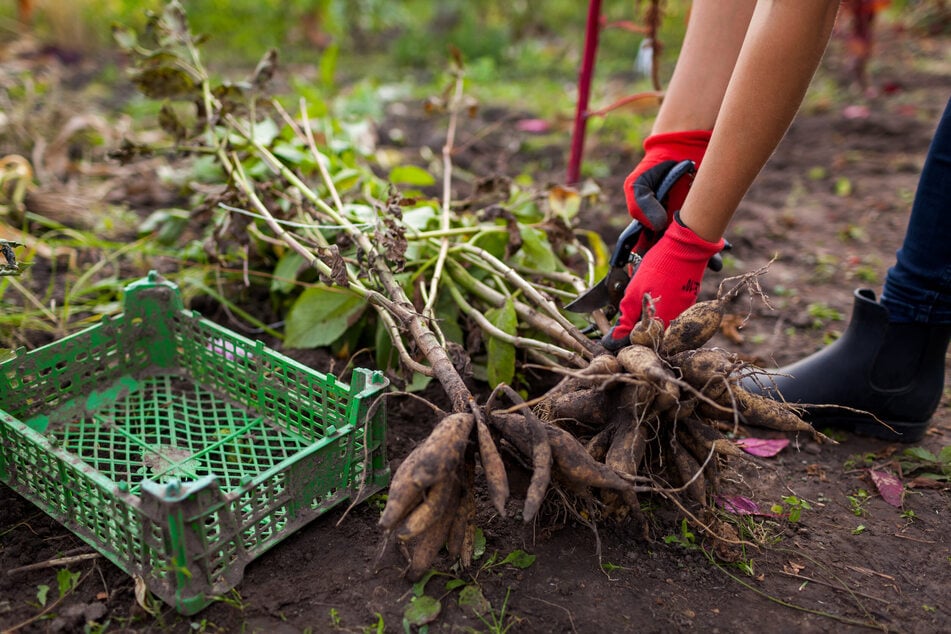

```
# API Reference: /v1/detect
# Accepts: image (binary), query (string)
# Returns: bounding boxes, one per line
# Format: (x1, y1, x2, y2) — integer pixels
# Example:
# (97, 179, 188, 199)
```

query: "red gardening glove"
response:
(602, 213, 725, 351)
(624, 130, 712, 250)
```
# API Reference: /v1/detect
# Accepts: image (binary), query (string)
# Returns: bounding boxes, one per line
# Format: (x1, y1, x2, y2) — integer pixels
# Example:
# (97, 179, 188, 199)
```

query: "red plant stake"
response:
(566, 0, 603, 185)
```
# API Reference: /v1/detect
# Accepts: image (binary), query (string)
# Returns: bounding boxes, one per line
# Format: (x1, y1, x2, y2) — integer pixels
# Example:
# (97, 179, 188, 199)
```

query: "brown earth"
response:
(2, 26, 950, 634)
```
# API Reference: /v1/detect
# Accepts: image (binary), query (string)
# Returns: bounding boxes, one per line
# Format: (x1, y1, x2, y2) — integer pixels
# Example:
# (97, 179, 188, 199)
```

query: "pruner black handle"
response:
(610, 159, 696, 269)
(609, 219, 645, 268)
(655, 159, 695, 209)
(635, 159, 696, 234)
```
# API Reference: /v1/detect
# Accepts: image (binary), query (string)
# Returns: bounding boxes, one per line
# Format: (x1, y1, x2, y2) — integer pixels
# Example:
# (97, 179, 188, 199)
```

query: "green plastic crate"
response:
(0, 271, 389, 615)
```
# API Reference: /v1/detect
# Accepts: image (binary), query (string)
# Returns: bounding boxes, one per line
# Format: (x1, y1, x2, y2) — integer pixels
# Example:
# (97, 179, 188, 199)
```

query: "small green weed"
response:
(806, 302, 844, 329)
(211, 589, 245, 610)
(843, 452, 877, 471)
(770, 495, 812, 523)
(730, 513, 783, 547)
(852, 524, 866, 535)
(733, 554, 755, 578)
(810, 254, 841, 283)
(363, 613, 385, 634)
(663, 518, 698, 550)
(847, 489, 871, 517)
(600, 561, 625, 573)
(399, 544, 533, 633)
(852, 265, 879, 284)
(837, 224, 868, 242)
(476, 587, 518, 634)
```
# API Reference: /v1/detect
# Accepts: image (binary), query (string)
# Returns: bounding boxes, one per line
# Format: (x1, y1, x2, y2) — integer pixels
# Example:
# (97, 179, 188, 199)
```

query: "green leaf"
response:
(472, 528, 487, 560)
(272, 142, 313, 168)
(253, 119, 281, 146)
(904, 447, 937, 463)
(271, 250, 305, 293)
(485, 299, 517, 388)
(457, 584, 491, 616)
(388, 165, 436, 187)
(577, 229, 611, 280)
(434, 290, 464, 345)
(57, 569, 80, 598)
(375, 317, 398, 371)
(284, 285, 366, 348)
(403, 595, 441, 627)
(444, 579, 467, 591)
(412, 569, 439, 597)
(319, 43, 339, 89)
(402, 206, 439, 232)
(132, 66, 198, 100)
(404, 371, 433, 393)
(517, 226, 557, 273)
(271, 251, 305, 294)
(470, 230, 508, 260)
(938, 445, 951, 466)
(499, 549, 536, 569)
(333, 168, 363, 192)
(36, 584, 49, 607)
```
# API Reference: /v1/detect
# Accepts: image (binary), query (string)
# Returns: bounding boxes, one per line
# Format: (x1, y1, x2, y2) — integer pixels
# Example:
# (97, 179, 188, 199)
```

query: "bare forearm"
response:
(653, 0, 756, 134)
(680, 0, 841, 241)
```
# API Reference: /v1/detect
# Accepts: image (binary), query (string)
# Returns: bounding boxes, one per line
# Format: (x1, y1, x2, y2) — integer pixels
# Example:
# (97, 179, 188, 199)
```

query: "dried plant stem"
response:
(424, 67, 466, 320)
(447, 260, 590, 361)
(445, 278, 583, 364)
(455, 247, 600, 357)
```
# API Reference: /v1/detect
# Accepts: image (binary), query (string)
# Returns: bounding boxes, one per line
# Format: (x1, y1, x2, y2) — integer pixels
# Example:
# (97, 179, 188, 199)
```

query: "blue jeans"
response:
(881, 95, 951, 325)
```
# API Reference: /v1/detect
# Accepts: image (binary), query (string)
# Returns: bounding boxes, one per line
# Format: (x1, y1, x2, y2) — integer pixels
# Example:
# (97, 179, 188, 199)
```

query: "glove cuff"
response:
(664, 212, 725, 262)
(643, 129, 712, 165)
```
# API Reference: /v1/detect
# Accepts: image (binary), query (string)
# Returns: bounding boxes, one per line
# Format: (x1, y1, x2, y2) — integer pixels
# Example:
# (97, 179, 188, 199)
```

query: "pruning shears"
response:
(565, 159, 702, 314)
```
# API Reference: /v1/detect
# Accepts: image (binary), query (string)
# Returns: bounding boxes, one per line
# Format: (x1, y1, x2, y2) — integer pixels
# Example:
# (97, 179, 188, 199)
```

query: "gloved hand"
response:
(602, 212, 725, 351)
(623, 130, 712, 250)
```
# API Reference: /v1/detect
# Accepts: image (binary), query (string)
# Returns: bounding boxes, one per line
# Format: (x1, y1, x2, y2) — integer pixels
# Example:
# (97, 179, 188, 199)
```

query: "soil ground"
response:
(2, 24, 950, 634)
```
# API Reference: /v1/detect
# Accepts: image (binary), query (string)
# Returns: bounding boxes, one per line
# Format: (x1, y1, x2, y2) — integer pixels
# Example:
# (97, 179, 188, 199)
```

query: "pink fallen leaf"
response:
(715, 495, 781, 518)
(515, 118, 550, 133)
(735, 437, 789, 458)
(716, 494, 761, 515)
(842, 104, 871, 120)
(869, 469, 904, 507)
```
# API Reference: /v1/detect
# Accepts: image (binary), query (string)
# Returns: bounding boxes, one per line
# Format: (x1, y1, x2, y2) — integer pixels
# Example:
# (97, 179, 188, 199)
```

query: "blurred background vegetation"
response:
(1, 1, 945, 169)
(0, 0, 946, 353)
(0, 1, 693, 148)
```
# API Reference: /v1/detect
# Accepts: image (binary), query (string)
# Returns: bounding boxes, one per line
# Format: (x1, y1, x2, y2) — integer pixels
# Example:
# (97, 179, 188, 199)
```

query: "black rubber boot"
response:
(742, 289, 951, 443)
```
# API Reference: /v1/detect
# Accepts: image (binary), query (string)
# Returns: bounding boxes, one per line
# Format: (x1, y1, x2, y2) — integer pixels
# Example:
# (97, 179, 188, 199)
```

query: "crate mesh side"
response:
(0, 317, 152, 421)
(0, 416, 167, 576)
(166, 312, 354, 442)
(45, 374, 324, 495)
